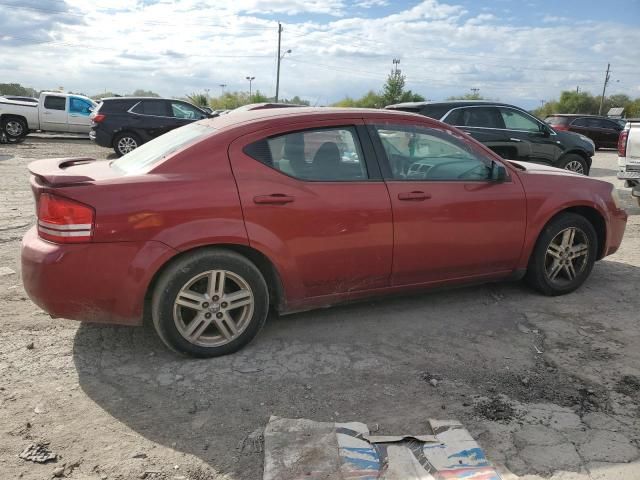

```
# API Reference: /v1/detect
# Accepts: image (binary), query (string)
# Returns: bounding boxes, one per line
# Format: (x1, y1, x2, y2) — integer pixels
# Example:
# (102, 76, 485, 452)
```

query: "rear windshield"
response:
(111, 123, 213, 175)
(545, 116, 569, 126)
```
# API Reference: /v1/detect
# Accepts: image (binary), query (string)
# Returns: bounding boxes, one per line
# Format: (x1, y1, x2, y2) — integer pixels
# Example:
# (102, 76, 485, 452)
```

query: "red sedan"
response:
(21, 108, 627, 357)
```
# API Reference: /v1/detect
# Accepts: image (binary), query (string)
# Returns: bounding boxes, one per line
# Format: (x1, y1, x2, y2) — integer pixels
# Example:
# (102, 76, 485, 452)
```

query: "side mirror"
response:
(491, 162, 507, 182)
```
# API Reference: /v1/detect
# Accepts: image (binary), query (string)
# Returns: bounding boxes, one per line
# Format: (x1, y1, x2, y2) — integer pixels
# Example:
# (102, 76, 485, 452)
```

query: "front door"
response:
(40, 95, 68, 132)
(367, 120, 526, 285)
(229, 120, 393, 301)
(67, 96, 95, 133)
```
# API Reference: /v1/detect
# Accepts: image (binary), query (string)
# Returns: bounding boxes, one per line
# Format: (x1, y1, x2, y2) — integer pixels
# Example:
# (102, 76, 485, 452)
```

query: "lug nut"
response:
(221, 302, 228, 308)
(205, 313, 212, 319)
(213, 295, 219, 301)
(203, 302, 209, 308)
(216, 312, 223, 319)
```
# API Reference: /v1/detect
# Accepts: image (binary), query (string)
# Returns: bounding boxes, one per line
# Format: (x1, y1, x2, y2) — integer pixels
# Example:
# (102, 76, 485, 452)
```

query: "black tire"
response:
(525, 213, 598, 296)
(1, 117, 27, 140)
(151, 248, 269, 357)
(558, 154, 589, 175)
(113, 132, 141, 157)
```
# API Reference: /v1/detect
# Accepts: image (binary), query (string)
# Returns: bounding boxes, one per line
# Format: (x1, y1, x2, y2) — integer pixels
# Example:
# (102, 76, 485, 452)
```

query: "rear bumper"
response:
(90, 128, 113, 148)
(21, 227, 177, 325)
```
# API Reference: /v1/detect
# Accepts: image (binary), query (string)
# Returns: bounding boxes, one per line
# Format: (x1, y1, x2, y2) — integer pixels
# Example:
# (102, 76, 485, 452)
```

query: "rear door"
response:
(129, 100, 173, 139)
(39, 95, 68, 132)
(228, 119, 393, 302)
(367, 119, 526, 285)
(67, 96, 95, 133)
(591, 118, 621, 148)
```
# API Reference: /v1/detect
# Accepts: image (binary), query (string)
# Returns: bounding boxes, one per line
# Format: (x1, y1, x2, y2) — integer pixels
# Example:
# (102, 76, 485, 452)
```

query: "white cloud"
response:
(0, 0, 637, 109)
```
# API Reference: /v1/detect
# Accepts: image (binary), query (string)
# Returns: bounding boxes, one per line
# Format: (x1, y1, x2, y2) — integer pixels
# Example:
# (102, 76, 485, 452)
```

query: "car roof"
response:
(545, 113, 610, 118)
(387, 100, 520, 109)
(200, 107, 430, 131)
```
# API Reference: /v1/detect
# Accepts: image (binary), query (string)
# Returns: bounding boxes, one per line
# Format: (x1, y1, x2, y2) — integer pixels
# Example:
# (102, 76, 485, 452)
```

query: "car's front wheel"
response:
(113, 132, 141, 157)
(558, 154, 589, 175)
(525, 212, 597, 296)
(151, 249, 269, 357)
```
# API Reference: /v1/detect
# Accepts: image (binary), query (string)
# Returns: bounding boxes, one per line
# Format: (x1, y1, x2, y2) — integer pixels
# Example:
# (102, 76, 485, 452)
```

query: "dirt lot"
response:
(1, 137, 639, 480)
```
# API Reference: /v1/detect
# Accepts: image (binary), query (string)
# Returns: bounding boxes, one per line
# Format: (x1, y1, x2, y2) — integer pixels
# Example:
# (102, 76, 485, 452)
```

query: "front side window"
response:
(499, 108, 540, 132)
(170, 102, 204, 119)
(375, 125, 492, 181)
(69, 97, 94, 116)
(244, 127, 368, 181)
(43, 96, 66, 110)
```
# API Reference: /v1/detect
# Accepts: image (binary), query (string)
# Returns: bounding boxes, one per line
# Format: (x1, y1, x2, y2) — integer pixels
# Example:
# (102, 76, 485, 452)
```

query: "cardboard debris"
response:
(263, 416, 501, 480)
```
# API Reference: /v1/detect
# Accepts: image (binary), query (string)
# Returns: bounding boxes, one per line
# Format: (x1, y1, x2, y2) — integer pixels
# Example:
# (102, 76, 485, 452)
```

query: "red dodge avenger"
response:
(21, 108, 627, 357)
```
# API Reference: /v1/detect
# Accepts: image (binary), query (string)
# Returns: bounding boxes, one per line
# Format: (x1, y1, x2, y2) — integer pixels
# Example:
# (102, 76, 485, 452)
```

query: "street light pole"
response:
(275, 48, 292, 104)
(246, 76, 255, 101)
(219, 84, 227, 96)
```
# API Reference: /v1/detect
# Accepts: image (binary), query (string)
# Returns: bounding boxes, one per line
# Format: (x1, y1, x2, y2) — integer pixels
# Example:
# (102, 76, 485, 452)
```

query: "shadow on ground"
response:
(73, 260, 640, 478)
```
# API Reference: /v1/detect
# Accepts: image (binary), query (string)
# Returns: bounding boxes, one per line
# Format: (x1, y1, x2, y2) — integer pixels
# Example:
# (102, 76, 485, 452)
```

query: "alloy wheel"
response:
(544, 227, 589, 286)
(173, 270, 254, 347)
(5, 120, 24, 137)
(117, 136, 137, 154)
(564, 160, 585, 174)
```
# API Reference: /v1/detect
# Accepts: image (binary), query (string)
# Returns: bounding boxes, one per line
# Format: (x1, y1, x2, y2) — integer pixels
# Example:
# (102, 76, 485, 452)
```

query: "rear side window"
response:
(571, 118, 589, 127)
(444, 107, 504, 129)
(132, 100, 169, 117)
(420, 105, 452, 120)
(100, 100, 138, 113)
(44, 96, 66, 110)
(244, 127, 368, 181)
(112, 123, 213, 175)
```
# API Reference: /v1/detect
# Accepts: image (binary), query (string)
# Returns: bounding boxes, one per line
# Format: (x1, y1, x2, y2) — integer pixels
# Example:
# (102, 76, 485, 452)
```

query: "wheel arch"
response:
(143, 243, 286, 325)
(560, 149, 592, 168)
(0, 113, 29, 132)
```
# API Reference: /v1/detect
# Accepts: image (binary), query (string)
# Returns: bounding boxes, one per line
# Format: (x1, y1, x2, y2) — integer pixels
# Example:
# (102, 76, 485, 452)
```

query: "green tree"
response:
(130, 89, 160, 97)
(447, 93, 486, 101)
(0, 83, 38, 97)
(186, 92, 209, 107)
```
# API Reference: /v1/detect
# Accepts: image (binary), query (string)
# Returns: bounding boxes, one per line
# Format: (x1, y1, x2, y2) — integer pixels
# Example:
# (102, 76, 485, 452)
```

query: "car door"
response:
(40, 95, 68, 132)
(367, 120, 526, 285)
(594, 118, 622, 148)
(129, 100, 173, 139)
(169, 101, 208, 129)
(67, 96, 95, 133)
(443, 106, 532, 161)
(228, 120, 393, 301)
(498, 107, 563, 164)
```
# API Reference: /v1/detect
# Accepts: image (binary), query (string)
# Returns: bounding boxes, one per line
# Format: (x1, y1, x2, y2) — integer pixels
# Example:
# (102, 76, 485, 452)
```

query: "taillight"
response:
(618, 130, 629, 157)
(552, 125, 568, 131)
(37, 193, 94, 244)
(91, 113, 106, 123)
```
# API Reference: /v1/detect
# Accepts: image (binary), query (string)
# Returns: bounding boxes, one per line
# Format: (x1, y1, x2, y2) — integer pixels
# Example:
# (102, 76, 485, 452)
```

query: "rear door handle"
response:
(398, 191, 431, 201)
(253, 194, 295, 205)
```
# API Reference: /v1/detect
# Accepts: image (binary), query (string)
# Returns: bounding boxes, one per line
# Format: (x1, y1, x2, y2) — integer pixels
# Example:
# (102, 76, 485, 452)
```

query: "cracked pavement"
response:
(0, 139, 639, 479)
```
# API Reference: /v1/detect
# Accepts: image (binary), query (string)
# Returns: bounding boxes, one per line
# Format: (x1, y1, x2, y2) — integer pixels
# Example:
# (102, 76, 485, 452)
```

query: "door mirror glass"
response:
(491, 162, 507, 182)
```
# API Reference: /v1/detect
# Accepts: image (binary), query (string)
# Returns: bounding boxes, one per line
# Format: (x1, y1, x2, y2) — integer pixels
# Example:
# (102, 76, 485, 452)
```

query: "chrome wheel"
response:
(173, 270, 254, 347)
(564, 160, 585, 174)
(117, 136, 137, 154)
(544, 227, 589, 286)
(5, 120, 24, 137)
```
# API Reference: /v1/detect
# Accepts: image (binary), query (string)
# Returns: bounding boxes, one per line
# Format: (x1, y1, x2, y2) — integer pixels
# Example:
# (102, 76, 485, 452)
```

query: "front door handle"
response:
(398, 191, 431, 201)
(253, 194, 295, 205)
(509, 137, 522, 142)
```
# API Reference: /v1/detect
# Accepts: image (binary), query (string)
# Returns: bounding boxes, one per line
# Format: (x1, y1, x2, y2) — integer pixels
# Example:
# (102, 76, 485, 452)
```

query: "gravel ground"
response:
(1, 138, 639, 480)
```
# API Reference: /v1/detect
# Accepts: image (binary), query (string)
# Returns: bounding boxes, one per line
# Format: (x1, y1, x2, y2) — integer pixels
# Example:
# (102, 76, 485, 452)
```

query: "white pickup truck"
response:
(0, 92, 97, 140)
(617, 119, 640, 203)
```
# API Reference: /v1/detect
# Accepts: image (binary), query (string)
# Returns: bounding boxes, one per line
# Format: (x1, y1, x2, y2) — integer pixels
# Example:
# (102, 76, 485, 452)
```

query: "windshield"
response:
(112, 123, 213, 175)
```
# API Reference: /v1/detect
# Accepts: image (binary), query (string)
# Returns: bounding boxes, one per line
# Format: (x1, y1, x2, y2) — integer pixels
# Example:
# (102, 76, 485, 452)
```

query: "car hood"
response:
(555, 129, 595, 153)
(508, 160, 581, 177)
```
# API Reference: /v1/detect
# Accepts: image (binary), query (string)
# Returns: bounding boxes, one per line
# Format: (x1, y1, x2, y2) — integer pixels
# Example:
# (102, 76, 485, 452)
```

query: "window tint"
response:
(571, 118, 589, 127)
(170, 101, 204, 119)
(499, 108, 540, 132)
(132, 100, 168, 116)
(375, 125, 492, 181)
(444, 107, 504, 129)
(244, 127, 368, 181)
(43, 96, 66, 110)
(69, 97, 94, 116)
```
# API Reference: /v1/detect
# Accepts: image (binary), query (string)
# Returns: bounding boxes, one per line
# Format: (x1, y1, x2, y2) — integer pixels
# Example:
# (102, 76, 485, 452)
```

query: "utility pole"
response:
(598, 63, 611, 115)
(576, 85, 580, 93)
(392, 58, 400, 74)
(246, 76, 255, 101)
(275, 22, 283, 103)
(540, 99, 545, 108)
(470, 87, 480, 97)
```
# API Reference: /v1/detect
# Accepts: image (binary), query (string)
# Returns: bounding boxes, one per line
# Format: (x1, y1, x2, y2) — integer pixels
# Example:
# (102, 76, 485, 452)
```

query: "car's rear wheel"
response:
(2, 117, 27, 140)
(525, 213, 597, 296)
(113, 132, 141, 157)
(558, 154, 589, 175)
(151, 249, 269, 357)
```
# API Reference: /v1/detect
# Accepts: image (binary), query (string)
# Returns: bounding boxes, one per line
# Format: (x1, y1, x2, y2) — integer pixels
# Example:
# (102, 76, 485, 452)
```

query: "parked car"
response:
(0, 92, 96, 140)
(386, 101, 595, 175)
(89, 97, 211, 156)
(544, 114, 623, 149)
(617, 119, 640, 203)
(22, 108, 627, 357)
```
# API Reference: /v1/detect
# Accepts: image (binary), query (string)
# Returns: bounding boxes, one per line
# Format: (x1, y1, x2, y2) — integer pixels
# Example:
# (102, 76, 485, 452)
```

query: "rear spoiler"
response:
(28, 158, 97, 186)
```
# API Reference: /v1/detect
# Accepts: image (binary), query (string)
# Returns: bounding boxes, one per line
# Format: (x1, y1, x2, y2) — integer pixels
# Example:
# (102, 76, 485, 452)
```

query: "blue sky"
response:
(0, 0, 638, 109)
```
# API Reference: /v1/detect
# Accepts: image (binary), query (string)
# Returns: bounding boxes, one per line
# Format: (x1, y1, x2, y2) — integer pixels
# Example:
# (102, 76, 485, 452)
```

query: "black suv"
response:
(386, 101, 595, 175)
(90, 97, 210, 156)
